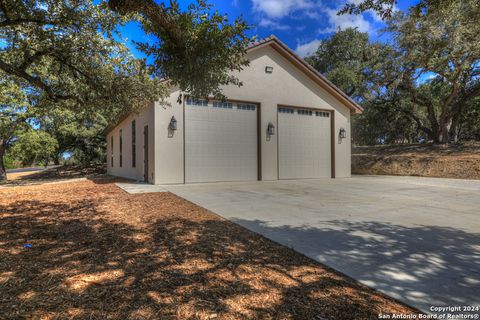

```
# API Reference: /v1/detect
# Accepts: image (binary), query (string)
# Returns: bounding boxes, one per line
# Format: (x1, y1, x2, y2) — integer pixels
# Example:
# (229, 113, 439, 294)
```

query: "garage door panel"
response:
(185, 100, 257, 183)
(278, 108, 331, 179)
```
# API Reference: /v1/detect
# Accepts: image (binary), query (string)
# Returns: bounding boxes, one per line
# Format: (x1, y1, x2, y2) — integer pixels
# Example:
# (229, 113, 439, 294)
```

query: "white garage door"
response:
(185, 99, 258, 183)
(278, 107, 332, 179)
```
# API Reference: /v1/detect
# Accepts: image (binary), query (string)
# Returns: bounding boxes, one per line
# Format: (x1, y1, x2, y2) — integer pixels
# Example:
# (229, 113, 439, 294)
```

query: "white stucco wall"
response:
(106, 103, 155, 183)
(154, 88, 185, 184)
(152, 45, 353, 184)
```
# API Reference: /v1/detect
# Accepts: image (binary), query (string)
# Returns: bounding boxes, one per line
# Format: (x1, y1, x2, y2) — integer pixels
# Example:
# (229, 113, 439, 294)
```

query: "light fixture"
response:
(267, 123, 275, 135)
(339, 128, 347, 139)
(265, 66, 274, 74)
(169, 116, 177, 131)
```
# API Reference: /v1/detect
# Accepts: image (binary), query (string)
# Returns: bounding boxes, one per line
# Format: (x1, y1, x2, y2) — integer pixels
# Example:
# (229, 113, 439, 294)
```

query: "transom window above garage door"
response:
(278, 107, 294, 114)
(213, 101, 233, 109)
(186, 99, 208, 106)
(237, 103, 256, 111)
(279, 107, 330, 117)
(316, 111, 330, 118)
(297, 109, 313, 116)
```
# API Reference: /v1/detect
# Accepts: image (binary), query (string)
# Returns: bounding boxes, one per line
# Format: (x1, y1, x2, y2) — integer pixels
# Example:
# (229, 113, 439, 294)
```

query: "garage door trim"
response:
(276, 104, 335, 179)
(183, 97, 262, 183)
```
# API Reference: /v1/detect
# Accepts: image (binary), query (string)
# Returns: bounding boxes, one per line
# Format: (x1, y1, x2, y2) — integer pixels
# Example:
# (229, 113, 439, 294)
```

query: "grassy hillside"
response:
(352, 142, 480, 180)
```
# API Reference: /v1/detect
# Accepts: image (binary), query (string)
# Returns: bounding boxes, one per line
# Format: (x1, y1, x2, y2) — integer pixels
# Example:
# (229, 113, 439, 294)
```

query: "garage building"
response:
(105, 36, 363, 184)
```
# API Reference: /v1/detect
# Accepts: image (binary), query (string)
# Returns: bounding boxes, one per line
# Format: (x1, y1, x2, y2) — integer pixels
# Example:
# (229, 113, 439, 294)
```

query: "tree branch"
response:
(19, 50, 50, 70)
(0, 0, 60, 28)
(50, 53, 95, 83)
(0, 0, 10, 20)
(0, 18, 59, 27)
(108, 0, 185, 51)
(461, 83, 480, 103)
(399, 70, 440, 133)
(398, 107, 433, 137)
(0, 58, 74, 102)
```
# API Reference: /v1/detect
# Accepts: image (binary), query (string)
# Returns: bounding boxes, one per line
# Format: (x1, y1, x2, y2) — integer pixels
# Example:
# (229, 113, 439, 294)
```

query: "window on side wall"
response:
(111, 136, 114, 167)
(119, 129, 123, 168)
(132, 120, 136, 168)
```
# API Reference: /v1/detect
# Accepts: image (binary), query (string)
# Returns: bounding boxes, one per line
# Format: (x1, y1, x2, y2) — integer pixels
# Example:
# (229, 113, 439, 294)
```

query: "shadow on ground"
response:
(0, 181, 414, 319)
(2, 164, 106, 186)
(231, 218, 480, 312)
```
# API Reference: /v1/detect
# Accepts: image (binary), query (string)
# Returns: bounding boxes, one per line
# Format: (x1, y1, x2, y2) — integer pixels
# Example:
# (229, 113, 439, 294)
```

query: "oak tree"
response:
(0, 0, 249, 179)
(340, 0, 480, 143)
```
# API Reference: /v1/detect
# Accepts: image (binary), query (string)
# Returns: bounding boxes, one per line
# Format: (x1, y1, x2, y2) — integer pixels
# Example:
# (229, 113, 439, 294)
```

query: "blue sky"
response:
(118, 0, 416, 60)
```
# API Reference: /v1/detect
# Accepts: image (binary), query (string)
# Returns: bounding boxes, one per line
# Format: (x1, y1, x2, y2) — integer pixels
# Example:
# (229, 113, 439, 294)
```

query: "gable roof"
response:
(247, 35, 363, 114)
(105, 35, 363, 135)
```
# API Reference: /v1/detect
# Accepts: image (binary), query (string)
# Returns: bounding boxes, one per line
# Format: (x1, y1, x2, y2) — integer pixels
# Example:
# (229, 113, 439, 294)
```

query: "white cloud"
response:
(259, 18, 291, 30)
(319, 8, 373, 34)
(295, 39, 322, 58)
(304, 10, 321, 20)
(250, 0, 390, 36)
(296, 25, 307, 32)
(251, 0, 314, 19)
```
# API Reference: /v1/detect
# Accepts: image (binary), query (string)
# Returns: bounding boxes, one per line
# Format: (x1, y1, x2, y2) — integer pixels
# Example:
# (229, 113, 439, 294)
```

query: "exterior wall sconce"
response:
(265, 66, 274, 74)
(169, 116, 177, 131)
(339, 128, 347, 139)
(267, 122, 275, 135)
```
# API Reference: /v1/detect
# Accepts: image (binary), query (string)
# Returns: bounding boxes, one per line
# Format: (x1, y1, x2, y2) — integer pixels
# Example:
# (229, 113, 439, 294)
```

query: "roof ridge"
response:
(246, 35, 363, 113)
(246, 35, 276, 49)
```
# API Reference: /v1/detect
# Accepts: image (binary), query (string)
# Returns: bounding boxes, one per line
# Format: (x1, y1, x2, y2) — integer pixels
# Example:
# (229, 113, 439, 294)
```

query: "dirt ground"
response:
(353, 141, 480, 179)
(6, 170, 43, 181)
(5, 165, 105, 184)
(0, 179, 416, 320)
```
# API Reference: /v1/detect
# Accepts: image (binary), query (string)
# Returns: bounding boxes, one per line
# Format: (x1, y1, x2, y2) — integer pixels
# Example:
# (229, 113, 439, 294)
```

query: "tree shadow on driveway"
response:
(231, 218, 480, 313)
(0, 181, 416, 319)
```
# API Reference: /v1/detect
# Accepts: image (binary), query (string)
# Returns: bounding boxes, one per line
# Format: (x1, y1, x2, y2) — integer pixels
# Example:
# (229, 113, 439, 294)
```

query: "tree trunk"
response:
(0, 145, 6, 181)
(53, 155, 60, 165)
(449, 118, 461, 144)
(428, 111, 452, 144)
(439, 124, 450, 144)
(449, 102, 464, 144)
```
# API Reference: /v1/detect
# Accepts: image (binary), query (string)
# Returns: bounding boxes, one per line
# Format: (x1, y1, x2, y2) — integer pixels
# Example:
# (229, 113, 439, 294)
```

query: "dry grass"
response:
(6, 170, 43, 181)
(353, 141, 480, 179)
(3, 165, 105, 186)
(0, 179, 416, 319)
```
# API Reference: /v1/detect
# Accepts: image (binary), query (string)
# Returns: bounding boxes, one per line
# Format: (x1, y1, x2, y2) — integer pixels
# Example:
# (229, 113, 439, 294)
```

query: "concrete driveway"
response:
(165, 176, 480, 313)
